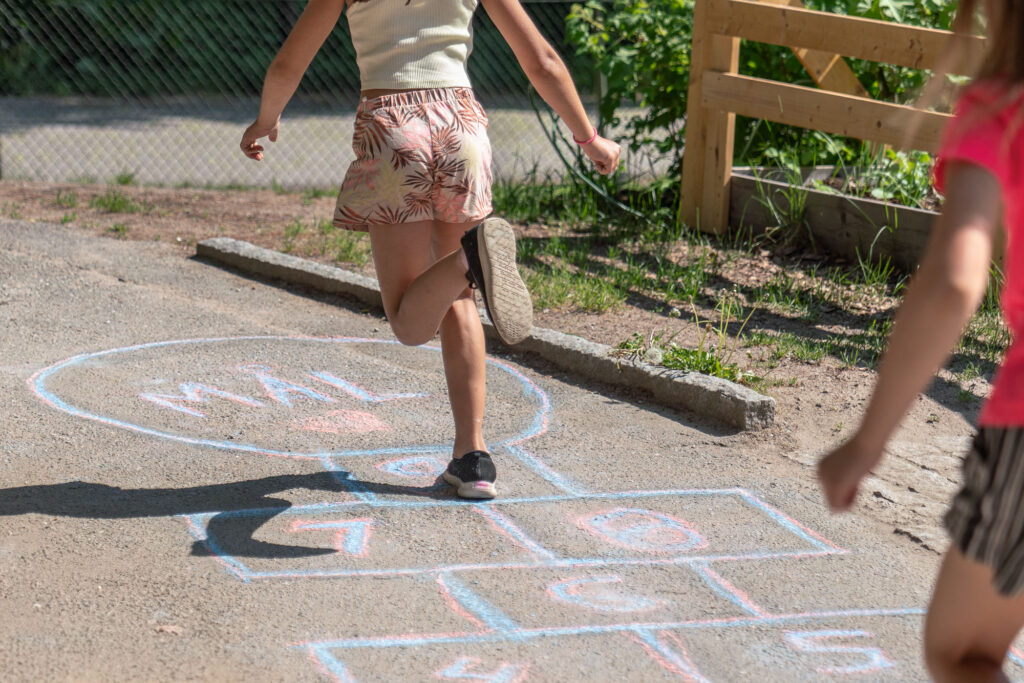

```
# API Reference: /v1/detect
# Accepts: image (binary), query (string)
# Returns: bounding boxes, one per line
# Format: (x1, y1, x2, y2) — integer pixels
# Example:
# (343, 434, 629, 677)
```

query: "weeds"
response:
(302, 187, 335, 205)
(526, 263, 625, 313)
(613, 296, 753, 385)
(106, 223, 129, 238)
(282, 219, 304, 253)
(329, 230, 371, 267)
(54, 190, 78, 208)
(89, 190, 150, 214)
(755, 271, 823, 322)
(750, 166, 812, 248)
(493, 168, 599, 228)
(114, 171, 136, 186)
(745, 330, 828, 364)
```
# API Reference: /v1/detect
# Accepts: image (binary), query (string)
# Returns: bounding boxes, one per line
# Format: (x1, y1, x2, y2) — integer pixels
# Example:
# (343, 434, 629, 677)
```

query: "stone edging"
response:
(196, 237, 776, 430)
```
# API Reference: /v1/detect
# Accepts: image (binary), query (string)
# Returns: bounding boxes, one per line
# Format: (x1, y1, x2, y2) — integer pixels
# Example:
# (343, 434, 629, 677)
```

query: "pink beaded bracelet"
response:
(572, 127, 598, 145)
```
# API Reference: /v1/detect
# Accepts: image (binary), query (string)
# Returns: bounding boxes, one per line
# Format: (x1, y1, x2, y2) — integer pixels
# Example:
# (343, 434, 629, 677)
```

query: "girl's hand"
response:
(240, 118, 280, 161)
(581, 135, 621, 175)
(817, 433, 884, 512)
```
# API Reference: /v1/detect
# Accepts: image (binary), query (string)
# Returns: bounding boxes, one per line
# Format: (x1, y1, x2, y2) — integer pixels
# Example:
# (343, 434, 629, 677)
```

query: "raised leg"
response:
(368, 220, 470, 347)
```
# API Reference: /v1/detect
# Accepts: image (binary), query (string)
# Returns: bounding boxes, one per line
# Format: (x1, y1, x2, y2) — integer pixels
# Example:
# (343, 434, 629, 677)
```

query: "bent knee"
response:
(389, 322, 435, 347)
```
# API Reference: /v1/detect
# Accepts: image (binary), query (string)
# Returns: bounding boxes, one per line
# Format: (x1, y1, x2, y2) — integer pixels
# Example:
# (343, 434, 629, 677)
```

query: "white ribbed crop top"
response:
(346, 0, 477, 90)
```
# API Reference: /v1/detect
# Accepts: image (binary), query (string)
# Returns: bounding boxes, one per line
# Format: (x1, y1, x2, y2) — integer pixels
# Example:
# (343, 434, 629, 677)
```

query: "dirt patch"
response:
(0, 179, 989, 542)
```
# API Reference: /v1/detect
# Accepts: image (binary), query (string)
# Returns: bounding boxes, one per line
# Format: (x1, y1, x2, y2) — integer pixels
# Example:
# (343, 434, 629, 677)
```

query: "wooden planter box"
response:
(729, 166, 939, 272)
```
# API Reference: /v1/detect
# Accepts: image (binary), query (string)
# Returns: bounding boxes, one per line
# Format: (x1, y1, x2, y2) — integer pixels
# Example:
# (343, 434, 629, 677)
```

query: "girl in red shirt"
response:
(819, 1, 1024, 678)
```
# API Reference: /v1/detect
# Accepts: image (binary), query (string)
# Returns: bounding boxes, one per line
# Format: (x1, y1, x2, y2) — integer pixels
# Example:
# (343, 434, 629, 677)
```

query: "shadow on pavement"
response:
(0, 471, 448, 559)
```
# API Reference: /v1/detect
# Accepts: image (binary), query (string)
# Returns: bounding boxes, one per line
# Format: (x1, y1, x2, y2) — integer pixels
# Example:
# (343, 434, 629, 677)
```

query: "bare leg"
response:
(924, 546, 1024, 682)
(368, 220, 471, 347)
(432, 221, 487, 458)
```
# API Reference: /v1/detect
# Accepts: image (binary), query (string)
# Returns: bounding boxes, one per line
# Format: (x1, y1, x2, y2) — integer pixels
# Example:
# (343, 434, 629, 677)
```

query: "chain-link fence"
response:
(0, 0, 601, 188)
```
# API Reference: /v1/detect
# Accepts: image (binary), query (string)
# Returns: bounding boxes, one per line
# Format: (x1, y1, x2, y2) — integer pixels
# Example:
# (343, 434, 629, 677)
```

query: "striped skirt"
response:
(946, 427, 1024, 595)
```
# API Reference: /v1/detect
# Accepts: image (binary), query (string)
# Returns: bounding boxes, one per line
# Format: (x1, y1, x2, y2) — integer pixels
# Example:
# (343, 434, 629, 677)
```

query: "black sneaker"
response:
(461, 218, 533, 345)
(443, 451, 497, 499)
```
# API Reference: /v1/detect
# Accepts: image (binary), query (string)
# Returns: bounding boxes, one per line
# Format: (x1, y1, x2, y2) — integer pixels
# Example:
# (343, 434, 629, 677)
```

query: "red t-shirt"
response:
(936, 82, 1024, 426)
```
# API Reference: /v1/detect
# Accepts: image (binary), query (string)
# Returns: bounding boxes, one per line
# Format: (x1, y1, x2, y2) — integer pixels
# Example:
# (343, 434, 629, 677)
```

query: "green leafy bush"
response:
(568, 0, 695, 175)
(567, 0, 959, 174)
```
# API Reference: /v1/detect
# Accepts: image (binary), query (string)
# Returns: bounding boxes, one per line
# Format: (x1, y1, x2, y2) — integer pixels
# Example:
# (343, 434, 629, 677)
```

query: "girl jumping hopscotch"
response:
(818, 1, 1024, 679)
(241, 0, 619, 499)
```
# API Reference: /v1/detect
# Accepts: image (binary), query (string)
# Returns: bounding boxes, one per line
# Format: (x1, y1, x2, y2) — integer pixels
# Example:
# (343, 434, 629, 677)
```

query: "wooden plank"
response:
(707, 0, 986, 74)
(702, 72, 952, 151)
(792, 48, 868, 97)
(678, 1, 708, 230)
(680, 0, 740, 233)
(698, 35, 740, 234)
(730, 172, 935, 271)
(757, 0, 868, 97)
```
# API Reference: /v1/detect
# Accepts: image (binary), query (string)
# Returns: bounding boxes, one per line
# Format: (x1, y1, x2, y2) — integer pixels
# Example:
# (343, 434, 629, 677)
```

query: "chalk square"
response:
(300, 631, 694, 682)
(187, 502, 548, 580)
(453, 565, 752, 629)
(254, 574, 478, 642)
(697, 555, 934, 615)
(494, 490, 833, 563)
(650, 614, 952, 681)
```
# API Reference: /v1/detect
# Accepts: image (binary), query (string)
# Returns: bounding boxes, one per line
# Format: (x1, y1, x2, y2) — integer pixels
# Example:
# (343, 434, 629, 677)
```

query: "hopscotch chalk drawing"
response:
(28, 336, 1024, 681)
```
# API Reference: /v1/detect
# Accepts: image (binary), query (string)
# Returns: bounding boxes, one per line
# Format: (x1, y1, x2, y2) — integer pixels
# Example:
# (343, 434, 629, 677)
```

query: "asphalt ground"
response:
(0, 218, 1017, 681)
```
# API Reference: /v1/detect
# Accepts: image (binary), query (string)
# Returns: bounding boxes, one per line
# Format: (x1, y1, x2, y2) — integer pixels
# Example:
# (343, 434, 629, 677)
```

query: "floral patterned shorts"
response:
(333, 87, 493, 231)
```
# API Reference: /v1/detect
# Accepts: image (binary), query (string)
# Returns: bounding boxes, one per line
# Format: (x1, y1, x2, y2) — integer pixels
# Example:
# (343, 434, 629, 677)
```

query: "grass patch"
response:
(526, 263, 625, 313)
(613, 297, 753, 385)
(302, 187, 335, 205)
(661, 345, 744, 383)
(54, 190, 78, 208)
(175, 181, 255, 191)
(282, 219, 304, 253)
(113, 171, 136, 186)
(744, 317, 892, 370)
(328, 228, 371, 267)
(754, 271, 824, 322)
(89, 190, 150, 214)
(106, 223, 129, 238)
(745, 330, 829, 364)
(493, 172, 599, 228)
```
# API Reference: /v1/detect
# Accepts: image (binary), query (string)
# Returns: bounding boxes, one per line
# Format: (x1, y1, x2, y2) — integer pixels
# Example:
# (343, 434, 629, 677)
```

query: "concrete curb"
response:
(196, 237, 776, 430)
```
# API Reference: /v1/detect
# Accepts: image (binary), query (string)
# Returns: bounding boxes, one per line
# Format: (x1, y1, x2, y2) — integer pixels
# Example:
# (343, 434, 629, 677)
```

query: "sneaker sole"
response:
(442, 471, 497, 499)
(477, 218, 532, 345)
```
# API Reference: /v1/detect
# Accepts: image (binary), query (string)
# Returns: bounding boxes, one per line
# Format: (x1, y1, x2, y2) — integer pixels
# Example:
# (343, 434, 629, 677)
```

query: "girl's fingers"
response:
(240, 135, 265, 160)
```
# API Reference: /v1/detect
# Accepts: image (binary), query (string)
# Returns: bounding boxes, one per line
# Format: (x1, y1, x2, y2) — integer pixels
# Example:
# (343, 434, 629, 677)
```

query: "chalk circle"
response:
(291, 410, 392, 435)
(30, 336, 548, 459)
